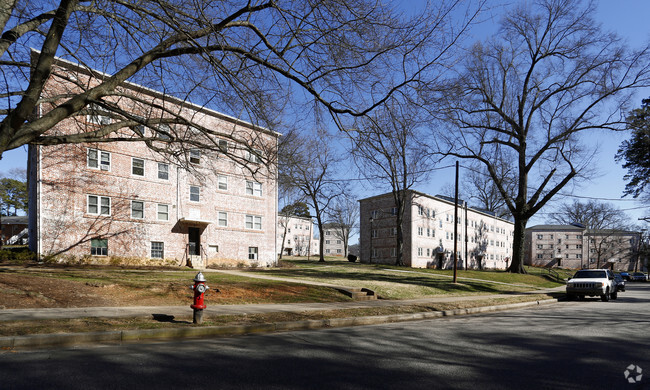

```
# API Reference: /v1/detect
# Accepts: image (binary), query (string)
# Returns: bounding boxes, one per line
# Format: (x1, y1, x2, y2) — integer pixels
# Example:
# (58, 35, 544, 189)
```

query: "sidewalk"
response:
(0, 286, 565, 349)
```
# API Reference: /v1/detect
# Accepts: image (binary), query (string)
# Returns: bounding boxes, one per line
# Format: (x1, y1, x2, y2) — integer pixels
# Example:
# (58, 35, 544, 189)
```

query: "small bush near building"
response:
(0, 247, 36, 263)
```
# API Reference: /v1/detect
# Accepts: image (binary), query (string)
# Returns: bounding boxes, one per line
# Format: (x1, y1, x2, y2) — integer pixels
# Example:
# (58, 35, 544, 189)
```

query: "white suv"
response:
(566, 269, 617, 302)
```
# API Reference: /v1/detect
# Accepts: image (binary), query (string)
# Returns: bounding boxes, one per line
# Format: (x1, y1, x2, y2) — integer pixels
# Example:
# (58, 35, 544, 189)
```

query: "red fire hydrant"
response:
(190, 272, 209, 324)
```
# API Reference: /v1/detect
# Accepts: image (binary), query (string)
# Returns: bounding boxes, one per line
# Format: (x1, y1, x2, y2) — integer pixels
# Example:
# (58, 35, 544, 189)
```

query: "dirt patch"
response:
(0, 266, 348, 309)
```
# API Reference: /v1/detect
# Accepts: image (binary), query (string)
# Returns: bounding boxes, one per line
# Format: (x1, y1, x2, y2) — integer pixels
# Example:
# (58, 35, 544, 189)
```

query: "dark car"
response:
(620, 272, 631, 281)
(614, 273, 625, 292)
(630, 272, 648, 282)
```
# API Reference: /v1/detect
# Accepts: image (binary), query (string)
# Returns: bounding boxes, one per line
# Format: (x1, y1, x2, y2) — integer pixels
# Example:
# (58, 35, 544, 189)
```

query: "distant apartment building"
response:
(28, 57, 279, 268)
(525, 225, 642, 271)
(359, 190, 514, 269)
(323, 223, 346, 256)
(277, 214, 317, 256)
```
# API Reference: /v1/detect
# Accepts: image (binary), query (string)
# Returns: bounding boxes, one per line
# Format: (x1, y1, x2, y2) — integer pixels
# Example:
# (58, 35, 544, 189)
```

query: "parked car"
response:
(566, 269, 617, 301)
(613, 273, 625, 292)
(630, 272, 648, 282)
(620, 272, 630, 281)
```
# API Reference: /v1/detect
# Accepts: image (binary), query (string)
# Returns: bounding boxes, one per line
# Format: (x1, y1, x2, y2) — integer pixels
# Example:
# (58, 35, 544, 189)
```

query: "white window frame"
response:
(245, 215, 262, 230)
(157, 204, 169, 221)
(87, 148, 111, 170)
(131, 200, 144, 219)
(90, 238, 108, 256)
(218, 211, 228, 227)
(158, 163, 169, 180)
(151, 242, 164, 259)
(87, 104, 111, 125)
(189, 149, 201, 164)
(132, 158, 145, 176)
(248, 246, 258, 260)
(87, 195, 111, 216)
(190, 186, 200, 202)
(246, 181, 262, 197)
(246, 149, 262, 163)
(217, 175, 228, 190)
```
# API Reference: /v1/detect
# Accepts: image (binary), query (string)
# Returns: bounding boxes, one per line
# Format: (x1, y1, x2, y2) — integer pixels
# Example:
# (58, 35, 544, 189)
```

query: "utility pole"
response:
(453, 161, 459, 283)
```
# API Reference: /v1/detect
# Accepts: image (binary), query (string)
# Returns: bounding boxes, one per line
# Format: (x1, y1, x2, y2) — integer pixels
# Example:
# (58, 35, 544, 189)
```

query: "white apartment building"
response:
(277, 215, 317, 256)
(359, 191, 514, 269)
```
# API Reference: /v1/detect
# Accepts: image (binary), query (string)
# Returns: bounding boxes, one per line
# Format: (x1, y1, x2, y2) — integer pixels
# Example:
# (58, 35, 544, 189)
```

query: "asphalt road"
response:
(2, 284, 650, 390)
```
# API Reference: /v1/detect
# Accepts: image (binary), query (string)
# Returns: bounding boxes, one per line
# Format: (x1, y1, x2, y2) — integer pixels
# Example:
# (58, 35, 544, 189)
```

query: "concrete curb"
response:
(0, 299, 558, 349)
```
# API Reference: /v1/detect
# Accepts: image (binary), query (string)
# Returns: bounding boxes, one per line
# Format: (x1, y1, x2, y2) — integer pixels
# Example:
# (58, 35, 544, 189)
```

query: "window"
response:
(132, 158, 145, 176)
(248, 247, 258, 260)
(245, 215, 262, 230)
(565, 234, 569, 239)
(390, 228, 397, 237)
(91, 239, 108, 256)
(537, 254, 543, 259)
(550, 234, 554, 239)
(337, 240, 342, 244)
(371, 229, 378, 238)
(88, 195, 110, 216)
(427, 228, 431, 237)
(131, 200, 144, 219)
(371, 210, 378, 219)
(157, 204, 169, 221)
(391, 207, 398, 215)
(218, 175, 228, 190)
(391, 248, 397, 257)
(426, 248, 430, 257)
(158, 163, 169, 180)
(439, 220, 443, 228)
(372, 248, 378, 258)
(87, 104, 111, 125)
(326, 231, 331, 236)
(157, 124, 172, 140)
(576, 254, 582, 259)
(418, 227, 423, 236)
(417, 206, 423, 216)
(87, 149, 111, 170)
(326, 249, 331, 254)
(577, 235, 582, 239)
(246, 181, 262, 197)
(418, 248, 423, 256)
(190, 186, 200, 202)
(326, 240, 331, 244)
(337, 249, 342, 254)
(189, 149, 201, 164)
(151, 242, 164, 258)
(218, 212, 228, 227)
(246, 149, 262, 163)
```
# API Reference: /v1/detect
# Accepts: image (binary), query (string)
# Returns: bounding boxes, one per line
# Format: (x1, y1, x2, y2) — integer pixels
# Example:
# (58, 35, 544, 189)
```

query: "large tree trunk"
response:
(506, 215, 528, 273)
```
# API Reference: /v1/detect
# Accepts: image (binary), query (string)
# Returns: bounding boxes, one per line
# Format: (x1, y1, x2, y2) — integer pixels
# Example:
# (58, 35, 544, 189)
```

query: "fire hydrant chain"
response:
(190, 272, 209, 324)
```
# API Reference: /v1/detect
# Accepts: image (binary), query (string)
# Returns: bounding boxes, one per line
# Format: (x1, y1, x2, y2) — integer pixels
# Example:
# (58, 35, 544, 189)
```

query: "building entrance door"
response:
(188, 227, 201, 255)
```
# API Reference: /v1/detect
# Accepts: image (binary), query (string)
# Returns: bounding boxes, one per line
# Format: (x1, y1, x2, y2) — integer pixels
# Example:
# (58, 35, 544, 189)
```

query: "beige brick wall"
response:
(29, 61, 278, 267)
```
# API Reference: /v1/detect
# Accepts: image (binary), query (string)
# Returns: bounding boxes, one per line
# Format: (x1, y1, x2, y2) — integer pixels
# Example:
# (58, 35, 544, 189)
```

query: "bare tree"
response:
(435, 0, 650, 273)
(279, 130, 341, 262)
(463, 163, 513, 220)
(351, 98, 433, 266)
(327, 193, 359, 258)
(0, 0, 481, 162)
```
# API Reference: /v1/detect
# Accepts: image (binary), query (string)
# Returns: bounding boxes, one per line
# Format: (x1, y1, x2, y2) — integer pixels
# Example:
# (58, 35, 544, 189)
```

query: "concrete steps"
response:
(336, 287, 377, 301)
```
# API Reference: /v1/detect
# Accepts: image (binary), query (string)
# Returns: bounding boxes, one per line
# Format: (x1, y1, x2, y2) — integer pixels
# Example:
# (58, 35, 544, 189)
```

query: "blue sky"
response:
(2, 1, 649, 228)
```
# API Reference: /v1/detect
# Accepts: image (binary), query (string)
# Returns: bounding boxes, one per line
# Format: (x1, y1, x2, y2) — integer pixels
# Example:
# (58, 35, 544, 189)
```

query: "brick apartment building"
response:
(359, 190, 514, 269)
(277, 214, 317, 256)
(28, 57, 279, 267)
(322, 223, 347, 256)
(525, 225, 643, 271)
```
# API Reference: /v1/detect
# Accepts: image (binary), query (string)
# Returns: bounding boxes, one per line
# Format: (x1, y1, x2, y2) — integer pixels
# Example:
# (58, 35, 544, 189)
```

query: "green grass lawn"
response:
(261, 257, 566, 299)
